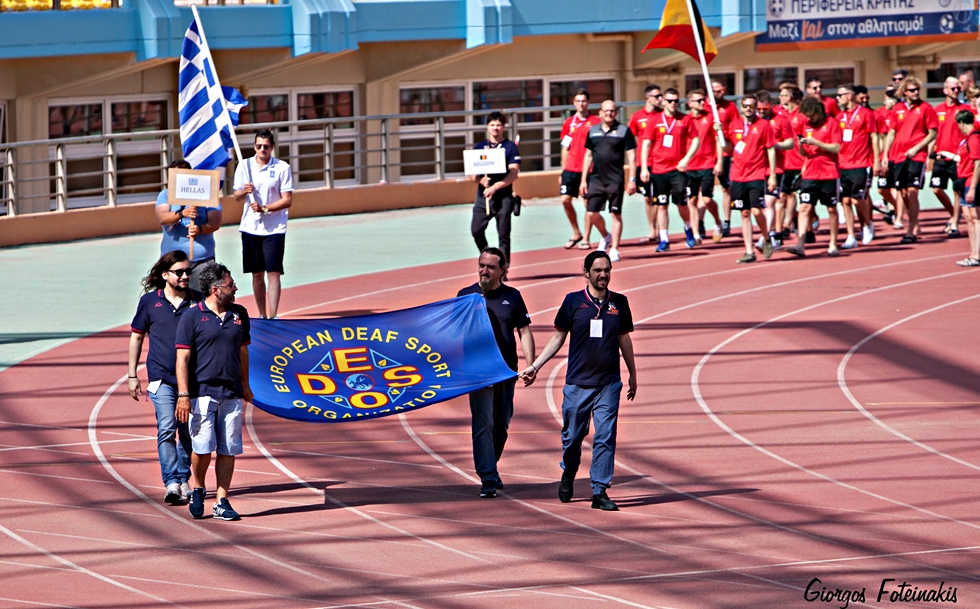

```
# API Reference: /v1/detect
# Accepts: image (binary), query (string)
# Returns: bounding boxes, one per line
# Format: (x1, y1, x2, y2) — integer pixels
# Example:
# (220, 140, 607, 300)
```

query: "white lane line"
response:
(0, 595, 75, 608)
(273, 448, 444, 470)
(0, 497, 166, 519)
(691, 271, 980, 534)
(244, 403, 491, 564)
(88, 374, 338, 585)
(0, 437, 150, 453)
(0, 523, 172, 605)
(838, 294, 980, 471)
(0, 469, 115, 484)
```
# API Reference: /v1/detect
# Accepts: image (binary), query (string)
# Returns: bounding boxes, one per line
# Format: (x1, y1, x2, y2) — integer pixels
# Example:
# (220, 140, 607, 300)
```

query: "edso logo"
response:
(263, 326, 453, 421)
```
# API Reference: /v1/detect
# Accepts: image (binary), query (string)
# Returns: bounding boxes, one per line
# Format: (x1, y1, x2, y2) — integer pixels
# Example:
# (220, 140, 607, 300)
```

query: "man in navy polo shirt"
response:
(521, 251, 638, 511)
(471, 111, 521, 267)
(457, 247, 535, 498)
(175, 263, 252, 521)
(128, 250, 199, 505)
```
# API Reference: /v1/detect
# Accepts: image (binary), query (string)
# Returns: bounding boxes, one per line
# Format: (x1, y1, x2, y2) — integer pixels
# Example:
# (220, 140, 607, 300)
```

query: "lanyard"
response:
(583, 289, 608, 319)
(843, 107, 860, 128)
(660, 115, 677, 135)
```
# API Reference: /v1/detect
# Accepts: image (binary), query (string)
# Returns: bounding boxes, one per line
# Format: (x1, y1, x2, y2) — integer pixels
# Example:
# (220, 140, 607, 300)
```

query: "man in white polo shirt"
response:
(234, 129, 294, 319)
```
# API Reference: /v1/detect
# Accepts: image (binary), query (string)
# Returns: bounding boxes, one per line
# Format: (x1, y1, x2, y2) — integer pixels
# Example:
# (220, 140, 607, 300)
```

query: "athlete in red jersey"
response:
(882, 76, 938, 243)
(640, 88, 700, 251)
(835, 84, 879, 248)
(806, 78, 841, 119)
(685, 88, 724, 243)
(558, 88, 602, 249)
(778, 84, 807, 241)
(712, 79, 738, 237)
(874, 87, 899, 224)
(725, 94, 777, 263)
(628, 84, 663, 244)
(928, 77, 968, 233)
(947, 110, 980, 265)
(757, 90, 795, 251)
(786, 96, 843, 257)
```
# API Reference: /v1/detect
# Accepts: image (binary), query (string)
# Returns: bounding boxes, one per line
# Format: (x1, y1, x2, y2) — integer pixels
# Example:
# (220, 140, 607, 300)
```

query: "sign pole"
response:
(684, 0, 726, 149)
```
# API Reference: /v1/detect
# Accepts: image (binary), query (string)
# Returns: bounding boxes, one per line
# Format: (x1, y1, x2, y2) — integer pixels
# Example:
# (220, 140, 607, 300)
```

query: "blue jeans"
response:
(468, 379, 516, 484)
(148, 382, 192, 486)
(560, 382, 622, 496)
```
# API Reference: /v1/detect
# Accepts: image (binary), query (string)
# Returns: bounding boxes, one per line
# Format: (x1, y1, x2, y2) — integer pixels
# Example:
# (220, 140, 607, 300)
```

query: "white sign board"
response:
(167, 168, 221, 207)
(463, 148, 507, 176)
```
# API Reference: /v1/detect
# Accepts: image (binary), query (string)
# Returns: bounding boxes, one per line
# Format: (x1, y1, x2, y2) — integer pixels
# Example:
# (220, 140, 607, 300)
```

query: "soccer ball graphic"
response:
(345, 374, 375, 391)
(769, 0, 784, 17)
(940, 13, 955, 33)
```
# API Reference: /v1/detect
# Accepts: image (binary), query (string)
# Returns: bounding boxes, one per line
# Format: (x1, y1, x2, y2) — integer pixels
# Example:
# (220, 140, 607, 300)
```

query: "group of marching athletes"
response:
(558, 73, 980, 266)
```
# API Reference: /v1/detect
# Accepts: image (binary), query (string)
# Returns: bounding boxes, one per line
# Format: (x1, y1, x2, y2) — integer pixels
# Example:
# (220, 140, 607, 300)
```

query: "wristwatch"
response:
(260, 206, 269, 214)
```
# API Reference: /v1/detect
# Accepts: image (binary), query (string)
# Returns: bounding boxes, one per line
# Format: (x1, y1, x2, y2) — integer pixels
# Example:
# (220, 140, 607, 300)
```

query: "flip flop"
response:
(564, 236, 583, 250)
(899, 234, 917, 245)
(576, 241, 592, 250)
(956, 257, 980, 267)
(638, 236, 655, 244)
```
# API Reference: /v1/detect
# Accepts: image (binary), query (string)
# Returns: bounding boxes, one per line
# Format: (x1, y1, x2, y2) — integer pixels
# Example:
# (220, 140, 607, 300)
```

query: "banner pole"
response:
(684, 0, 726, 148)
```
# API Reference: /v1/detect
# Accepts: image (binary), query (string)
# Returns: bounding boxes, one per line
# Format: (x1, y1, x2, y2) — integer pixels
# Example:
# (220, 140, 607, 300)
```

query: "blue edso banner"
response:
(248, 294, 515, 423)
(758, 0, 978, 51)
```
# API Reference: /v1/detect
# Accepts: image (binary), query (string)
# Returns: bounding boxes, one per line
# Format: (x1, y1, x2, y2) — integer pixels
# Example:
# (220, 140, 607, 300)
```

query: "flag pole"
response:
(683, 0, 726, 148)
(189, 5, 256, 204)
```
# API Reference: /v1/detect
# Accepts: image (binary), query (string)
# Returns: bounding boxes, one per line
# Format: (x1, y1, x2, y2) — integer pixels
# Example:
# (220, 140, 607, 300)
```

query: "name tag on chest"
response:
(734, 141, 746, 154)
(590, 319, 603, 338)
(662, 134, 674, 148)
(842, 129, 853, 142)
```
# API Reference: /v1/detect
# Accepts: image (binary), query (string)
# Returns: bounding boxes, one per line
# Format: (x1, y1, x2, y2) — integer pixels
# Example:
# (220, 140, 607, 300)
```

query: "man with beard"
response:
(520, 251, 637, 511)
(175, 263, 252, 521)
(835, 83, 879, 247)
(128, 250, 199, 505)
(628, 84, 664, 244)
(457, 248, 535, 498)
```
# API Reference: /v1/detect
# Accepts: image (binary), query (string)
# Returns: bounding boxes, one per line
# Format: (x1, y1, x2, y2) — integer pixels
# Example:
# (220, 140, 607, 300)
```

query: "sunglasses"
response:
(893, 76, 905, 81)
(741, 104, 757, 109)
(906, 87, 920, 93)
(255, 144, 272, 150)
(689, 98, 706, 103)
(663, 98, 679, 104)
(835, 92, 850, 97)
(168, 268, 191, 277)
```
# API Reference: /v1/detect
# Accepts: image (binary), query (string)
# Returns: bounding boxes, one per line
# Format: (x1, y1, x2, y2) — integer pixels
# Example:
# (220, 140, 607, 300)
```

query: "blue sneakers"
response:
(188, 487, 205, 519)
(684, 227, 696, 248)
(656, 240, 670, 252)
(212, 498, 241, 521)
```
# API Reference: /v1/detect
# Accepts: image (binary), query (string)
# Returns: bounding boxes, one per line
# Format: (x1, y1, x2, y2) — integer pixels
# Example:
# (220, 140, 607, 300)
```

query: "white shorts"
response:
(189, 396, 243, 456)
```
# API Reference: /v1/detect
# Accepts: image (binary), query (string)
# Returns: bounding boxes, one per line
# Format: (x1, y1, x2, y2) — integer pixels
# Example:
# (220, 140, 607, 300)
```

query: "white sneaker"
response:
(597, 234, 612, 252)
(841, 236, 858, 249)
(608, 247, 621, 262)
(861, 225, 874, 245)
(837, 207, 846, 224)
(164, 482, 182, 505)
(180, 482, 192, 501)
(893, 222, 904, 231)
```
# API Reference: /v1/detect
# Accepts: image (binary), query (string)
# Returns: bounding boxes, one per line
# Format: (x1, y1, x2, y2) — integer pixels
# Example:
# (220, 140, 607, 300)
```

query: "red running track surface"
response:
(1, 212, 978, 608)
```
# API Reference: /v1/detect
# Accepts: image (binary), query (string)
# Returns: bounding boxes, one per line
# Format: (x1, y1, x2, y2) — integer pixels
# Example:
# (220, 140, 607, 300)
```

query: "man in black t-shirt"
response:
(579, 100, 638, 263)
(471, 111, 522, 266)
(457, 248, 535, 498)
(520, 251, 637, 511)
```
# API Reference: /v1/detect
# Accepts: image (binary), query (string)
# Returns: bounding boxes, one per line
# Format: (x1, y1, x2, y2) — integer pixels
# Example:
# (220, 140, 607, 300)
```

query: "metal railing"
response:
(0, 90, 955, 217)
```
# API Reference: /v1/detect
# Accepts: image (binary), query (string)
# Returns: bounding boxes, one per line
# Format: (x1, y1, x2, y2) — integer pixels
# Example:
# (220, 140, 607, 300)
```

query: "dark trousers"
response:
(469, 379, 516, 484)
(471, 194, 514, 264)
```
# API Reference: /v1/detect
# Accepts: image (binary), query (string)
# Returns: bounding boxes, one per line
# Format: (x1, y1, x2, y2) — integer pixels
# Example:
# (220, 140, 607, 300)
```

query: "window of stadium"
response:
(49, 103, 103, 138)
(548, 78, 615, 119)
(685, 73, 736, 96)
(744, 67, 799, 93)
(111, 100, 168, 133)
(49, 97, 169, 138)
(803, 68, 855, 91)
(927, 61, 980, 99)
(297, 90, 355, 131)
(240, 94, 289, 125)
(399, 86, 466, 126)
(472, 79, 544, 123)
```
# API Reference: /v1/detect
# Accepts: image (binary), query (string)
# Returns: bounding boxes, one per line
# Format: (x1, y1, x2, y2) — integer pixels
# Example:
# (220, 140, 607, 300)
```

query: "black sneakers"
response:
(212, 498, 241, 521)
(188, 487, 205, 519)
(591, 492, 619, 511)
(479, 481, 496, 498)
(558, 471, 575, 503)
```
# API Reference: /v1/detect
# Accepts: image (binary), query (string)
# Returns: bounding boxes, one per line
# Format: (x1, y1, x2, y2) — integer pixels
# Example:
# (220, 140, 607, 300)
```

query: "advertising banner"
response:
(248, 294, 516, 423)
(757, 0, 978, 51)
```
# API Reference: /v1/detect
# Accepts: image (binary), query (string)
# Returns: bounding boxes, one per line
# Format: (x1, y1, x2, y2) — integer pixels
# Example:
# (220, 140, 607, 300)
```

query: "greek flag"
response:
(178, 19, 247, 170)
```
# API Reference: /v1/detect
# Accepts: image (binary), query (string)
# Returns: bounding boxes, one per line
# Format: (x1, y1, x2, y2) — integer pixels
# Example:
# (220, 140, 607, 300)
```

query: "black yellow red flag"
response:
(642, 0, 717, 64)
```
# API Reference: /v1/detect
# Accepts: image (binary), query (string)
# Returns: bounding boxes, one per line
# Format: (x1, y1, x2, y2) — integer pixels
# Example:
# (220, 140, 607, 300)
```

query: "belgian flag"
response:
(642, 0, 718, 64)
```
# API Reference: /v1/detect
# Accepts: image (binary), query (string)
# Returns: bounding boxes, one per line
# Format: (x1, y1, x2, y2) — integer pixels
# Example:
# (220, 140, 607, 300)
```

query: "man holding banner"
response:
(457, 248, 535, 498)
(521, 251, 637, 511)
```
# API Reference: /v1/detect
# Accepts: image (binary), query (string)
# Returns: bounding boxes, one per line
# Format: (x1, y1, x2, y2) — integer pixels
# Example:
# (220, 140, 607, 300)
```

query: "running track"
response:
(1, 211, 978, 608)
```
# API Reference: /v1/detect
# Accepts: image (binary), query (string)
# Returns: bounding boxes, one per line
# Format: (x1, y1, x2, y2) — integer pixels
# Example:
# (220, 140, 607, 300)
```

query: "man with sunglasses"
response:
(929, 76, 968, 235)
(640, 88, 700, 251)
(176, 263, 252, 521)
(874, 87, 900, 225)
(756, 90, 795, 251)
(234, 129, 294, 320)
(712, 79, 738, 238)
(128, 251, 200, 506)
(685, 88, 725, 243)
(836, 84, 879, 248)
(726, 94, 778, 263)
(778, 84, 807, 242)
(882, 76, 938, 244)
(628, 84, 664, 245)
(806, 78, 840, 119)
